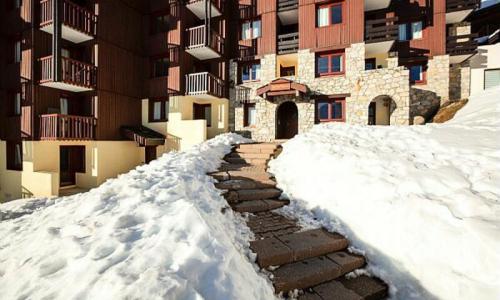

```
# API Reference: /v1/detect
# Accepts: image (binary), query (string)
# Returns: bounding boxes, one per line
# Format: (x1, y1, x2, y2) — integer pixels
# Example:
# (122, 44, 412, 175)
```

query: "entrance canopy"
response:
(121, 126, 166, 147)
(256, 78, 307, 100)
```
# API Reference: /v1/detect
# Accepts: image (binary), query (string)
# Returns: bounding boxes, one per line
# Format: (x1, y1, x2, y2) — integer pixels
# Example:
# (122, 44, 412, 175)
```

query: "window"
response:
(316, 51, 344, 76)
(317, 3, 342, 27)
(399, 21, 423, 41)
(241, 20, 261, 40)
(316, 99, 345, 122)
(12, 92, 21, 116)
(61, 48, 70, 58)
(152, 56, 169, 77)
(409, 65, 425, 84)
(484, 69, 500, 90)
(14, 39, 21, 63)
(149, 98, 169, 122)
(60, 97, 69, 115)
(151, 13, 170, 34)
(280, 65, 295, 77)
(365, 58, 376, 70)
(193, 103, 212, 127)
(243, 103, 256, 127)
(6, 141, 22, 171)
(241, 62, 261, 82)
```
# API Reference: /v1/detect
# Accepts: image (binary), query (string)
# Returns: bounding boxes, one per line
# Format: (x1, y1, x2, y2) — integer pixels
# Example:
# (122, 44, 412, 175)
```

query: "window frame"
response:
(241, 19, 262, 40)
(316, 50, 345, 77)
(316, 2, 343, 28)
(243, 103, 256, 127)
(240, 61, 261, 83)
(148, 98, 169, 123)
(150, 54, 169, 78)
(315, 98, 346, 123)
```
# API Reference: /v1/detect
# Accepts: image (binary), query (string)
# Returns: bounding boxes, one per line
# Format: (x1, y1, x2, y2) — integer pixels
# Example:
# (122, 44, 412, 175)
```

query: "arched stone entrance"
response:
(368, 96, 394, 125)
(276, 101, 298, 139)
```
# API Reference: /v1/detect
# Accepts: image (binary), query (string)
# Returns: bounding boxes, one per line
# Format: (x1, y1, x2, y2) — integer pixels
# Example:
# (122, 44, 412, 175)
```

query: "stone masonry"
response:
(231, 43, 411, 141)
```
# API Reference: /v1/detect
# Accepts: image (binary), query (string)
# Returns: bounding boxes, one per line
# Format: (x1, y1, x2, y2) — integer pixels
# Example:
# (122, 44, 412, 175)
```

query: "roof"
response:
(256, 78, 308, 100)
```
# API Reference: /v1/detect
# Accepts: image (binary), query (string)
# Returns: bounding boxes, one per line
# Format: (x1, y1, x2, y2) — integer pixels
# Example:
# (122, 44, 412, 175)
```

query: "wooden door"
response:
(60, 146, 85, 187)
(145, 146, 157, 164)
(276, 101, 298, 139)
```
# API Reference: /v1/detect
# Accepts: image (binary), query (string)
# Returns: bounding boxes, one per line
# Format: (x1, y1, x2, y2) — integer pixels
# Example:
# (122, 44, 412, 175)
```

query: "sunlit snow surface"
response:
(0, 134, 276, 300)
(269, 87, 500, 300)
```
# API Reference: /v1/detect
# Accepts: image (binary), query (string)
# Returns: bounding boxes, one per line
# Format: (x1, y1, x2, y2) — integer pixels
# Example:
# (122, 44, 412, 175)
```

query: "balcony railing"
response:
(40, 114, 96, 140)
(278, 0, 298, 11)
(236, 86, 252, 103)
(238, 39, 258, 60)
(239, 4, 256, 19)
(186, 25, 225, 57)
(186, 72, 225, 98)
(365, 17, 399, 43)
(40, 56, 97, 89)
(40, 0, 97, 37)
(447, 33, 478, 56)
(446, 0, 480, 13)
(278, 32, 299, 54)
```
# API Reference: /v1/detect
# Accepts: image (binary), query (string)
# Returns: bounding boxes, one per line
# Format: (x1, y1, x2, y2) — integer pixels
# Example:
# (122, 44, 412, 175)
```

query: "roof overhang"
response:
(256, 78, 308, 100)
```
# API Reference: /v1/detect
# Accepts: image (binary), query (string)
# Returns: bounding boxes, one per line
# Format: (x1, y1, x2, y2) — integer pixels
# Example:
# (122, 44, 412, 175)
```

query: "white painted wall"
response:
(470, 44, 500, 95)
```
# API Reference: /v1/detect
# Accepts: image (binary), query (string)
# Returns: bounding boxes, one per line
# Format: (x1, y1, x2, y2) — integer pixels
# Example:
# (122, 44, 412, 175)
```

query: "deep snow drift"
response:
(0, 134, 276, 300)
(270, 87, 500, 300)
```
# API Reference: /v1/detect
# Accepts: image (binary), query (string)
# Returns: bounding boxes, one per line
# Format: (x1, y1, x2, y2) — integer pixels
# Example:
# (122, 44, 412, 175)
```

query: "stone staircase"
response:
(210, 143, 388, 299)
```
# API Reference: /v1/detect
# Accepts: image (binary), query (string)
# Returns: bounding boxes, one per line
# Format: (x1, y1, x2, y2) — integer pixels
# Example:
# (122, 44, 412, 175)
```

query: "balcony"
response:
(365, 0, 391, 11)
(186, 72, 225, 99)
(39, 56, 97, 92)
(236, 86, 252, 103)
(40, 0, 97, 44)
(278, 0, 298, 25)
(40, 114, 96, 140)
(238, 39, 258, 60)
(239, 4, 256, 20)
(186, 0, 223, 19)
(446, 0, 480, 24)
(365, 17, 398, 56)
(447, 33, 478, 64)
(185, 25, 225, 60)
(278, 32, 299, 54)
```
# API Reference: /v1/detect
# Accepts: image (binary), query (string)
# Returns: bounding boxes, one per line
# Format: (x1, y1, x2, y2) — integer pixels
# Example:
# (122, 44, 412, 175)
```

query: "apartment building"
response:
(0, 0, 482, 201)
(231, 0, 480, 140)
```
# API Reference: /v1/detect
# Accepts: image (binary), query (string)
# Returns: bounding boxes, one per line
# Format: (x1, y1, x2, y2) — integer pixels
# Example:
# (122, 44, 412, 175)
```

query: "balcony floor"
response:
(365, 0, 391, 11)
(449, 53, 475, 65)
(365, 40, 395, 56)
(186, 46, 221, 60)
(40, 23, 94, 44)
(40, 81, 94, 93)
(186, 1, 221, 19)
(278, 9, 298, 25)
(446, 10, 473, 24)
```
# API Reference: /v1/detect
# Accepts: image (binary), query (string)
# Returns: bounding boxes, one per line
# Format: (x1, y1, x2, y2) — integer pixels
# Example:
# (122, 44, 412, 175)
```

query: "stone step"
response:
(299, 276, 388, 300)
(238, 143, 280, 151)
(237, 188, 282, 201)
(225, 157, 269, 166)
(229, 152, 273, 160)
(236, 146, 277, 155)
(250, 229, 348, 268)
(215, 179, 276, 190)
(231, 199, 288, 213)
(272, 251, 365, 293)
(219, 163, 268, 173)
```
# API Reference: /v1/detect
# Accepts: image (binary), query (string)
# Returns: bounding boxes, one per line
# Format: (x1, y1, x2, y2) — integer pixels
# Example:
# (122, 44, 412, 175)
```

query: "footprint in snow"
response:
(38, 258, 67, 277)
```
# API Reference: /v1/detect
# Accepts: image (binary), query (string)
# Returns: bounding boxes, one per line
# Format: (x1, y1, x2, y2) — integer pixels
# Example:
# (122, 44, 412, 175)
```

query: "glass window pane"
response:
(242, 66, 250, 81)
(410, 66, 422, 81)
(242, 22, 251, 39)
(412, 21, 422, 39)
(15, 41, 21, 62)
(204, 106, 212, 127)
(153, 101, 161, 120)
(317, 102, 329, 120)
(15, 144, 22, 166)
(254, 64, 261, 80)
(165, 101, 169, 120)
(332, 101, 343, 119)
(317, 7, 329, 27)
(60, 97, 68, 115)
(331, 55, 342, 72)
(317, 56, 329, 74)
(15, 93, 21, 115)
(399, 24, 408, 41)
(248, 105, 256, 125)
(331, 6, 342, 24)
(252, 20, 261, 38)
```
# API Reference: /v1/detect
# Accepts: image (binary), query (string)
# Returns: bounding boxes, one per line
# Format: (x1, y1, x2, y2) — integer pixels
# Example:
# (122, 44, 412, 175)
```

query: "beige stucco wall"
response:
(470, 43, 500, 96)
(0, 140, 145, 202)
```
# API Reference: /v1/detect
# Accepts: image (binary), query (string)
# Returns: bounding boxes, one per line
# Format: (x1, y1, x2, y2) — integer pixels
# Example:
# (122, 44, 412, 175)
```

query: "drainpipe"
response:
(52, 0, 62, 82)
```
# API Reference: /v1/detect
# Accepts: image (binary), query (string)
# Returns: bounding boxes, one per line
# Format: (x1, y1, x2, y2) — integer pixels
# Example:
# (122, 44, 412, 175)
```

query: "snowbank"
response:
(0, 134, 276, 300)
(269, 87, 500, 300)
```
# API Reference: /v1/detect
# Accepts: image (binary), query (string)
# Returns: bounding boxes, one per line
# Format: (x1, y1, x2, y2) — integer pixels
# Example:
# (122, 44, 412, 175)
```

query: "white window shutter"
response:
(485, 69, 500, 90)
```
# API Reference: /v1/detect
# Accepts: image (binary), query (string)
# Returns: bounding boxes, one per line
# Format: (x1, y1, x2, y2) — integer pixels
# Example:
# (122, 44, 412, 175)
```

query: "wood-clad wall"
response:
(299, 0, 364, 51)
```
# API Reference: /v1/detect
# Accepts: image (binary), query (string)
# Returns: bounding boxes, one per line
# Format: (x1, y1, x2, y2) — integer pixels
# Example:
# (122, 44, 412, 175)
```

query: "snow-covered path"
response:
(269, 87, 500, 299)
(0, 134, 276, 300)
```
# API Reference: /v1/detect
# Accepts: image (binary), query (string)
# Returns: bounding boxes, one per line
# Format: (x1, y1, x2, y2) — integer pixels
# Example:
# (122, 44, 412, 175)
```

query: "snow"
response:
(0, 133, 276, 300)
(269, 87, 500, 300)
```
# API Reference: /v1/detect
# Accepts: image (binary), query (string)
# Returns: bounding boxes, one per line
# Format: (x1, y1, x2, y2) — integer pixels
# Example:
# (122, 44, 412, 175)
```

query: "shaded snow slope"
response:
(269, 87, 500, 300)
(0, 134, 276, 300)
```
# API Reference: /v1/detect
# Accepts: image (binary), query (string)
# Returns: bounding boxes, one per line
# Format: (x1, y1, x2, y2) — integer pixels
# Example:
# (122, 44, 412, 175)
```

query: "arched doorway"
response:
(368, 96, 393, 125)
(276, 102, 298, 139)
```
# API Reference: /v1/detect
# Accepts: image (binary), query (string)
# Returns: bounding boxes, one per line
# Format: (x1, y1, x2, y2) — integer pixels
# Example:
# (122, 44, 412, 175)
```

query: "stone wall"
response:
(231, 43, 411, 141)
(449, 63, 471, 101)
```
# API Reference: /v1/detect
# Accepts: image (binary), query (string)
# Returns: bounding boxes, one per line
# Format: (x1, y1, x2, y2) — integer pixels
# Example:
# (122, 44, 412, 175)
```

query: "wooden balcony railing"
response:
(446, 0, 480, 13)
(40, 0, 97, 37)
(278, 0, 298, 12)
(238, 39, 258, 60)
(239, 4, 256, 19)
(186, 72, 225, 98)
(39, 56, 97, 89)
(40, 114, 96, 140)
(278, 32, 299, 54)
(365, 17, 399, 44)
(447, 33, 478, 56)
(186, 25, 225, 55)
(236, 86, 252, 103)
